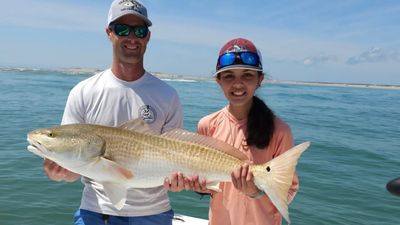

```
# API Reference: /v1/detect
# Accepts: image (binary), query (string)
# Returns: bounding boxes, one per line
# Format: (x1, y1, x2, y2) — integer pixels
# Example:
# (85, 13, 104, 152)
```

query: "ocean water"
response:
(0, 69, 399, 225)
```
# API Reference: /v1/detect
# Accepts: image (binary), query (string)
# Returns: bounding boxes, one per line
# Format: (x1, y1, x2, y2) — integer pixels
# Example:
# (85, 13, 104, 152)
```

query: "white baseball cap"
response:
(108, 0, 152, 26)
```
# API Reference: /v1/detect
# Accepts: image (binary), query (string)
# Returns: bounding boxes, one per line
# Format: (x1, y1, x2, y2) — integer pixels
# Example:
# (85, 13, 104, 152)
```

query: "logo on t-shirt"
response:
(138, 105, 157, 124)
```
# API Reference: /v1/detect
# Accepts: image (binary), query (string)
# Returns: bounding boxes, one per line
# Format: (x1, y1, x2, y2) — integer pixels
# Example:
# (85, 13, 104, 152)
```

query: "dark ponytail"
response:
(246, 96, 275, 149)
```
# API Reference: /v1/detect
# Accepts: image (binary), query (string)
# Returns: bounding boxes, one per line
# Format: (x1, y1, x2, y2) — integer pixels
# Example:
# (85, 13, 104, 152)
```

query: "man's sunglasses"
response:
(217, 52, 262, 70)
(109, 24, 149, 39)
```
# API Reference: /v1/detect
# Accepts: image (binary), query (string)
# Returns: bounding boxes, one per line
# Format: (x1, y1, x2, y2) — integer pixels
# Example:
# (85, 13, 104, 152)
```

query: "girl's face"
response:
(217, 69, 263, 108)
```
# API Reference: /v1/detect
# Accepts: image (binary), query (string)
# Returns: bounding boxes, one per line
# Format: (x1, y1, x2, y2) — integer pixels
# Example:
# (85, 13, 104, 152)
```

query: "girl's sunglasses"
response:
(217, 52, 262, 70)
(109, 24, 149, 39)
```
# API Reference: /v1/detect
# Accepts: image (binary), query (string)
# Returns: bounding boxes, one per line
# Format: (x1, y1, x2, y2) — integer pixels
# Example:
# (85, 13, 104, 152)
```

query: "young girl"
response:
(196, 38, 299, 225)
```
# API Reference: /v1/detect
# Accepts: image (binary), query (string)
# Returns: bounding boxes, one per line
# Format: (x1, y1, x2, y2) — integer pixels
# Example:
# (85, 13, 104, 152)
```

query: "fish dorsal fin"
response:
(118, 118, 158, 135)
(161, 129, 248, 161)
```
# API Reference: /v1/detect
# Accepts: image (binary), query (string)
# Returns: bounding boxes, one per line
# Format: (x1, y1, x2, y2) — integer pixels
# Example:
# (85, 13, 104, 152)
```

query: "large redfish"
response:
(27, 119, 310, 223)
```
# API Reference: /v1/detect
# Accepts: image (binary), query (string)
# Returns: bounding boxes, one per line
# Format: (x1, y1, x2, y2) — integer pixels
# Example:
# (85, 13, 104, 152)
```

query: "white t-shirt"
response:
(61, 69, 183, 216)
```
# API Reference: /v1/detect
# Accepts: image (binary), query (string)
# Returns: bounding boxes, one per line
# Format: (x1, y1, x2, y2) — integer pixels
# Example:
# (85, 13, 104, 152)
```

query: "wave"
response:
(0, 66, 101, 76)
(152, 72, 211, 82)
(161, 78, 198, 82)
(0, 67, 213, 82)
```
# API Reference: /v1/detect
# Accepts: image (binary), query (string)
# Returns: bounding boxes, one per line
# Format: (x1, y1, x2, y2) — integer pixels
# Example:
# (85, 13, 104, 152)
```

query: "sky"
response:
(0, 0, 399, 85)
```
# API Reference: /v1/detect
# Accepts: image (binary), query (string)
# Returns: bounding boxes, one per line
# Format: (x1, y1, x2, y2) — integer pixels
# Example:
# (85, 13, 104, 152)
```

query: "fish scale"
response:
(101, 128, 241, 184)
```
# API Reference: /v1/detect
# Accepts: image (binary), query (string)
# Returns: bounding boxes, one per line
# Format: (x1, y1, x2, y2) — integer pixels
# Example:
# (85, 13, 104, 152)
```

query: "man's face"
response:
(106, 15, 151, 65)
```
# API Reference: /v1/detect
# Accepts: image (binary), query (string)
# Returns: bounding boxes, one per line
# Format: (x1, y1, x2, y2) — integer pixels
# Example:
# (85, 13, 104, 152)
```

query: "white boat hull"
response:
(173, 214, 208, 225)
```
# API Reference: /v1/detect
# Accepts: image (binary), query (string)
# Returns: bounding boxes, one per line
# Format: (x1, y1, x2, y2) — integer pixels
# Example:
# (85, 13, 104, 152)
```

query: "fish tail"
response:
(251, 141, 310, 224)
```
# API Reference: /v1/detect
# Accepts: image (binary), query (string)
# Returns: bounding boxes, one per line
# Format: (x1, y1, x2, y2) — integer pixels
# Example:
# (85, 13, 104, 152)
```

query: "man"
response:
(43, 1, 187, 224)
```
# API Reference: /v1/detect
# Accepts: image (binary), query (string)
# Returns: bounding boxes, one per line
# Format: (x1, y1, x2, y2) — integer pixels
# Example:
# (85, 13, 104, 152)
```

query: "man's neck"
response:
(111, 62, 146, 82)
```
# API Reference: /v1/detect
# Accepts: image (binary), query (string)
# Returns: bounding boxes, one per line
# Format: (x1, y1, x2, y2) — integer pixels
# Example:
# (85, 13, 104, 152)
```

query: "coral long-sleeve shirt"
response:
(197, 106, 298, 225)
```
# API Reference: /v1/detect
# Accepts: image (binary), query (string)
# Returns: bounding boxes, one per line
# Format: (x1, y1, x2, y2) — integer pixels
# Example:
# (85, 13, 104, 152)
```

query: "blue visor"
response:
(217, 52, 261, 71)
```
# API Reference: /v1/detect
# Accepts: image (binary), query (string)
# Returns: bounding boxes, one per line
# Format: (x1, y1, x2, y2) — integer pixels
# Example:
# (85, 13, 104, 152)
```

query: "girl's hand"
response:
(231, 164, 261, 197)
(164, 172, 190, 192)
(190, 175, 216, 194)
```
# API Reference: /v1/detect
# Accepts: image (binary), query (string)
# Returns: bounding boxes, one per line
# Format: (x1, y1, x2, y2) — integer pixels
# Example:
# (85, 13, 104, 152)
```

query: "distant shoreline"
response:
(1, 66, 399, 90)
(265, 80, 400, 90)
(152, 71, 400, 90)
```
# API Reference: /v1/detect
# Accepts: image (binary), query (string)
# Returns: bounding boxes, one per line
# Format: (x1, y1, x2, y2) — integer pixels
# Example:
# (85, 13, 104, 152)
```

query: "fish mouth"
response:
(27, 137, 41, 149)
(27, 137, 47, 158)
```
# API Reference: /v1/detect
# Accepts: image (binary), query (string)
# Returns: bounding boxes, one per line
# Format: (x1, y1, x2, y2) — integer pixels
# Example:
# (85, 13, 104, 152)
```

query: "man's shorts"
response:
(74, 209, 174, 225)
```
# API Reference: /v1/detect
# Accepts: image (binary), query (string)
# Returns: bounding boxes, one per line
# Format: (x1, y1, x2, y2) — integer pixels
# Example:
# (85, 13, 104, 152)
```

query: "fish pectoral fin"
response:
(102, 182, 127, 210)
(206, 182, 221, 192)
(99, 157, 134, 180)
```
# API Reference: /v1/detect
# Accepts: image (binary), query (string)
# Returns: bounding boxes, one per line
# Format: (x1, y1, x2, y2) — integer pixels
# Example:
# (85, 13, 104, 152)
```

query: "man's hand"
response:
(43, 159, 80, 182)
(163, 172, 217, 194)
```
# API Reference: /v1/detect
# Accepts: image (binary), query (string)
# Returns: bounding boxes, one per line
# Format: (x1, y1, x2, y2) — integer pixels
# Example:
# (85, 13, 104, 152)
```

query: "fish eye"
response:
(48, 132, 55, 137)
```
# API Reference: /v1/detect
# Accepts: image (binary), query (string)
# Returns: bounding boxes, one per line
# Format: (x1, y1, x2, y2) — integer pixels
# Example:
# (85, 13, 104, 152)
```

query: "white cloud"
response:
(303, 54, 338, 65)
(346, 47, 399, 65)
